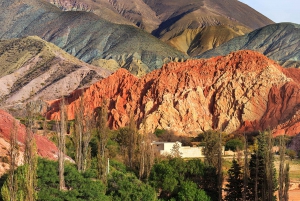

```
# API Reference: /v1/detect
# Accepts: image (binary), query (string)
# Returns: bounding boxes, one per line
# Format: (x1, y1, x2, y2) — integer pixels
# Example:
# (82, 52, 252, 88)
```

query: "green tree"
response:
(23, 103, 38, 201)
(202, 130, 221, 167)
(37, 158, 109, 201)
(247, 130, 277, 201)
(2, 120, 19, 201)
(107, 171, 156, 201)
(95, 101, 110, 183)
(202, 130, 223, 201)
(225, 139, 243, 151)
(177, 181, 210, 201)
(149, 158, 211, 200)
(74, 93, 93, 173)
(278, 135, 290, 201)
(1, 103, 38, 201)
(224, 159, 243, 201)
(115, 116, 140, 172)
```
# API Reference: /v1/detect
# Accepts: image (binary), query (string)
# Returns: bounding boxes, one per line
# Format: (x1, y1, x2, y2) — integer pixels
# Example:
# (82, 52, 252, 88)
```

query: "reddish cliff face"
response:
(0, 110, 60, 175)
(46, 50, 300, 136)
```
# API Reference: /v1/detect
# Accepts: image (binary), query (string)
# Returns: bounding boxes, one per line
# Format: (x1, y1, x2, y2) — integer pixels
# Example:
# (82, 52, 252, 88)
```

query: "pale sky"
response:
(239, 0, 300, 24)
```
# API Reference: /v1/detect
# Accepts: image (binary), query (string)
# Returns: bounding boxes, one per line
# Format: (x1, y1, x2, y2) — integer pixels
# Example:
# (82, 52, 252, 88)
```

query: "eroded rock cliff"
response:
(46, 50, 300, 136)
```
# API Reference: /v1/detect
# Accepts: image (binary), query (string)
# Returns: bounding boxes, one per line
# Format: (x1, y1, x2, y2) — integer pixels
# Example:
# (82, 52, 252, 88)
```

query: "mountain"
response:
(46, 0, 273, 55)
(0, 110, 61, 176)
(48, 0, 136, 26)
(0, 36, 111, 107)
(0, 0, 186, 76)
(198, 23, 300, 67)
(46, 50, 300, 136)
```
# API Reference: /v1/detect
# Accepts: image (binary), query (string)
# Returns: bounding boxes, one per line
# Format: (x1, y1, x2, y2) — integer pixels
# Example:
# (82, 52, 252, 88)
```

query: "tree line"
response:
(0, 97, 292, 201)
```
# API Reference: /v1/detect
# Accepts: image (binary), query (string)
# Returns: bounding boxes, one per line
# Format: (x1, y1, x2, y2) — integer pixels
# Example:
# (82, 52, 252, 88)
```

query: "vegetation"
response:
(149, 158, 211, 200)
(0, 107, 292, 201)
(225, 138, 244, 151)
(224, 159, 243, 201)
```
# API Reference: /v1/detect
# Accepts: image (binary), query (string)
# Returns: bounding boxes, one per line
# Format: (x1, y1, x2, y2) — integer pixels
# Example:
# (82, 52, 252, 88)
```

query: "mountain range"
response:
(46, 0, 273, 55)
(198, 23, 300, 68)
(0, 0, 186, 76)
(46, 50, 300, 137)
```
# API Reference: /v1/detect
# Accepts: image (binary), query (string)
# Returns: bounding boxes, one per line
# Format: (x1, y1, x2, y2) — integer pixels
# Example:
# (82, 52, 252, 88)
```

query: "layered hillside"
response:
(0, 0, 186, 76)
(0, 36, 111, 107)
(199, 23, 300, 68)
(46, 50, 300, 136)
(0, 110, 60, 176)
(46, 0, 273, 55)
(48, 0, 135, 26)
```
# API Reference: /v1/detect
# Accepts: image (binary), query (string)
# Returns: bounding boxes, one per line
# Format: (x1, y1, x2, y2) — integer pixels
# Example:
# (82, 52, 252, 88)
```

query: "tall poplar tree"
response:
(278, 135, 290, 201)
(1, 120, 19, 201)
(243, 134, 249, 201)
(202, 130, 223, 201)
(95, 101, 109, 183)
(248, 130, 277, 201)
(23, 102, 38, 201)
(57, 98, 67, 191)
(74, 93, 93, 172)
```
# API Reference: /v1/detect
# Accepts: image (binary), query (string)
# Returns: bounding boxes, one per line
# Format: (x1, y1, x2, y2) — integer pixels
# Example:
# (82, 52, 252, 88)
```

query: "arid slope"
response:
(47, 50, 300, 136)
(0, 110, 60, 176)
(46, 0, 273, 55)
(0, 0, 186, 76)
(0, 36, 111, 106)
(199, 23, 300, 68)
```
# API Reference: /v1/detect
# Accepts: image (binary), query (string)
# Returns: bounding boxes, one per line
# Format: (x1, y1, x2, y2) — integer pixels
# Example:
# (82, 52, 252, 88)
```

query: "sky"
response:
(239, 0, 300, 24)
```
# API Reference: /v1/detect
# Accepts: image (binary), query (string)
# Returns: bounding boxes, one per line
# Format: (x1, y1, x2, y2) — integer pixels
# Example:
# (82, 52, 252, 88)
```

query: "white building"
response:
(152, 141, 225, 158)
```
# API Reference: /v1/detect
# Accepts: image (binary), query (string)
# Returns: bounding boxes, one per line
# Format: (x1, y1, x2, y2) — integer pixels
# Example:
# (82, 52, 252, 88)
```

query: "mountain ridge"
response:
(0, 0, 186, 76)
(46, 50, 300, 136)
(0, 36, 111, 107)
(45, 0, 273, 55)
(198, 23, 300, 67)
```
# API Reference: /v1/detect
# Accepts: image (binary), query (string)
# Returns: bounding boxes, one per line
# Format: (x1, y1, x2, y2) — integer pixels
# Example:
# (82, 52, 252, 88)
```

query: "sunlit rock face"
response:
(47, 50, 300, 137)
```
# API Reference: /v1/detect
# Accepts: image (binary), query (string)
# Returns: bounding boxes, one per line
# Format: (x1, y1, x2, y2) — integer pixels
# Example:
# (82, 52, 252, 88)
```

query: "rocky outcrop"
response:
(46, 50, 300, 136)
(0, 110, 61, 176)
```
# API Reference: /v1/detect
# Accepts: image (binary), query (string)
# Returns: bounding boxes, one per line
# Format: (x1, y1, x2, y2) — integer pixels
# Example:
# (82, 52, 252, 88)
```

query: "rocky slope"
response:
(46, 0, 273, 55)
(198, 23, 300, 68)
(0, 0, 186, 76)
(48, 0, 135, 26)
(0, 110, 60, 176)
(0, 36, 111, 107)
(46, 50, 300, 136)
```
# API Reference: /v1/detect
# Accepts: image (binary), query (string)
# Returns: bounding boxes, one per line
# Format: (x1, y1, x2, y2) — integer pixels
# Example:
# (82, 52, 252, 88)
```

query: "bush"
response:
(107, 171, 156, 201)
(37, 158, 109, 201)
(225, 139, 243, 151)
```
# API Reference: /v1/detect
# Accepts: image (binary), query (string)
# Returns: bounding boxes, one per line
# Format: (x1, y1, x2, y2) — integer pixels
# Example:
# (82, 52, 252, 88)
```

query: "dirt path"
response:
(289, 189, 300, 201)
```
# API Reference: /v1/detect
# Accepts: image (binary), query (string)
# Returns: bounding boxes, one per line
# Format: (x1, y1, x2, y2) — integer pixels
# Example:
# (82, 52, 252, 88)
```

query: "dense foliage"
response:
(149, 158, 211, 200)
(0, 125, 284, 201)
(224, 159, 243, 201)
(225, 139, 244, 151)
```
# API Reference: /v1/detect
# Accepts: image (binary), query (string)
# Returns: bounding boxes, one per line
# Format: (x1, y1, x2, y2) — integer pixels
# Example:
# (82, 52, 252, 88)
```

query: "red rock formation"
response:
(46, 50, 300, 136)
(0, 110, 61, 175)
